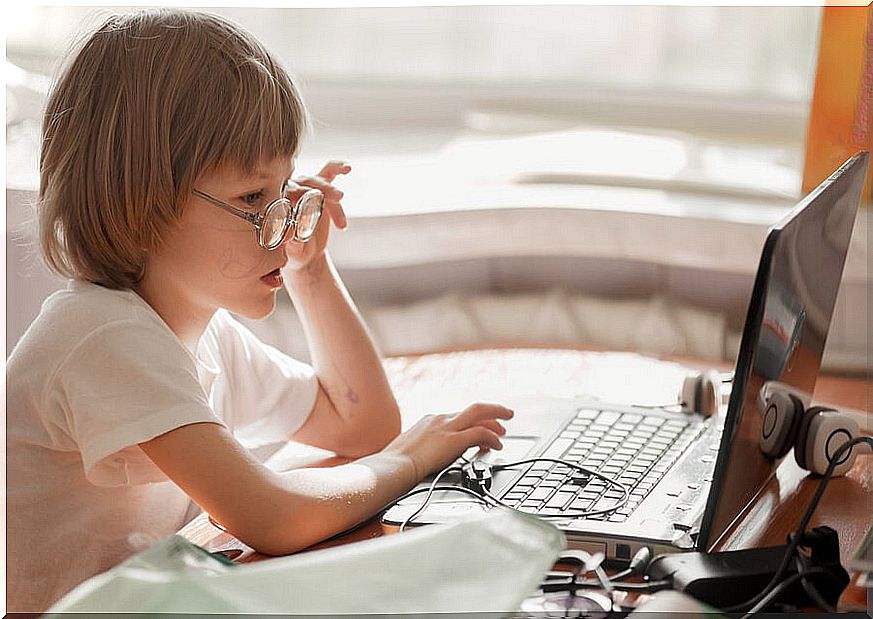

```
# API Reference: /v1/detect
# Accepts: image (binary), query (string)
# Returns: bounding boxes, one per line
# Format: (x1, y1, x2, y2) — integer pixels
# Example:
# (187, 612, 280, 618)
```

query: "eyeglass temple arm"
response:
(191, 188, 261, 227)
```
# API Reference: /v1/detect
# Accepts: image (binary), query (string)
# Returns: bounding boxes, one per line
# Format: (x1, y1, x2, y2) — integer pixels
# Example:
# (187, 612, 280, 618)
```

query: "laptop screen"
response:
(697, 152, 869, 551)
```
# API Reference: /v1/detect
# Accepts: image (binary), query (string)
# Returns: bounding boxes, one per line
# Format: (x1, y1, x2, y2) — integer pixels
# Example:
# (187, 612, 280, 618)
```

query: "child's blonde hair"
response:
(38, 9, 308, 289)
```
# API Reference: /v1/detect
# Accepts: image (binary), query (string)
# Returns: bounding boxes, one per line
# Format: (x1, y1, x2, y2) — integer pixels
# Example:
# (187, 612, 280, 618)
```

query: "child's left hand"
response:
(282, 160, 351, 273)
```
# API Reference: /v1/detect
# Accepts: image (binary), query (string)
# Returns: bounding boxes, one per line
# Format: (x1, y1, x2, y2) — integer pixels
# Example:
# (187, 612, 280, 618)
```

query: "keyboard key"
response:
(529, 487, 553, 501)
(576, 409, 599, 419)
(546, 491, 576, 510)
(570, 498, 593, 511)
(597, 411, 621, 425)
(542, 438, 574, 460)
(593, 497, 618, 510)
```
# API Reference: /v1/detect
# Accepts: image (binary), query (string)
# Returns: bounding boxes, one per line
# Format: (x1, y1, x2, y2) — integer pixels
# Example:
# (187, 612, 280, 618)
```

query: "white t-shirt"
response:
(6, 281, 319, 613)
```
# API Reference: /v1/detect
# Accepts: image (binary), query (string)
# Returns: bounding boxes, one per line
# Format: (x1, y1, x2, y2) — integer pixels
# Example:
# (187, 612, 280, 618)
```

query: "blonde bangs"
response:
(178, 33, 308, 179)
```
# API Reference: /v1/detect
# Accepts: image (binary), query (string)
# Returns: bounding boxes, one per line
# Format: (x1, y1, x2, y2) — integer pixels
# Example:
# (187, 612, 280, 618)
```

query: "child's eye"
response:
(240, 190, 265, 208)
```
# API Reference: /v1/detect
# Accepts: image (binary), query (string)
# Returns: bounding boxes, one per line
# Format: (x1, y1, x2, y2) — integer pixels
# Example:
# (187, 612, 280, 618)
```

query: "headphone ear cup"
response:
(680, 371, 720, 417)
(794, 406, 830, 470)
(680, 372, 701, 414)
(699, 370, 720, 417)
(759, 391, 803, 458)
(796, 408, 860, 476)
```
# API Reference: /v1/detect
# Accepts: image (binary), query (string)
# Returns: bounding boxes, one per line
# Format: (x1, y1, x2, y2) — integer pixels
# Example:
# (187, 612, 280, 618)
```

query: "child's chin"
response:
(232, 296, 277, 321)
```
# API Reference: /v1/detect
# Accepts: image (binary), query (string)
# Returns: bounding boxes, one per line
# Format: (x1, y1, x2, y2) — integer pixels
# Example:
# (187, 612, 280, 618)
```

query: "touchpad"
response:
(466, 437, 539, 492)
(464, 436, 539, 466)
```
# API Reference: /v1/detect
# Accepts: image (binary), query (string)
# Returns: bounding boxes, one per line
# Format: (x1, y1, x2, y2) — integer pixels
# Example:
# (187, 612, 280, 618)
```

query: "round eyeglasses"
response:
(192, 183, 324, 250)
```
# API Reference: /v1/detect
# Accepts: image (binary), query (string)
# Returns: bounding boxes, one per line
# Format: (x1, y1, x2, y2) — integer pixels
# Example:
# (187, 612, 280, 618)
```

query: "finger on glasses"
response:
(291, 178, 344, 204)
(316, 160, 352, 184)
(325, 196, 348, 230)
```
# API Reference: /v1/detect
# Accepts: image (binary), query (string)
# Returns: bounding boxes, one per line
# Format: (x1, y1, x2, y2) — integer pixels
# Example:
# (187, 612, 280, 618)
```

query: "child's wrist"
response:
(284, 253, 331, 288)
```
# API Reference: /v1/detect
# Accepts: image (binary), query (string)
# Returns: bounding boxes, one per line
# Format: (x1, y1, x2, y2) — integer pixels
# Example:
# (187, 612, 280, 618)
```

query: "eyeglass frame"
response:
(191, 182, 324, 250)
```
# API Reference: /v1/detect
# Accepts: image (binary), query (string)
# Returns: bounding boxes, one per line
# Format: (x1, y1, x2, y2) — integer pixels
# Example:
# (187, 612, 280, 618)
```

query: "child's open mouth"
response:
(260, 268, 283, 288)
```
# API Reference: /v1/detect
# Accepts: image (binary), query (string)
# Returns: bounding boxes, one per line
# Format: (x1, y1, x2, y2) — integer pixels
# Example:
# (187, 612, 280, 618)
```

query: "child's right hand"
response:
(383, 403, 514, 481)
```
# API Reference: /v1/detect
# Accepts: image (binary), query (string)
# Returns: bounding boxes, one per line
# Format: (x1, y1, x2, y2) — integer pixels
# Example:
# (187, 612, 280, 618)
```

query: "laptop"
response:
(383, 152, 869, 562)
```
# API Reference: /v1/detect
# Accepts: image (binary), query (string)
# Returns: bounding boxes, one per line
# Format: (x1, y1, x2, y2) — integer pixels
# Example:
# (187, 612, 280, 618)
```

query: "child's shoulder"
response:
(9, 280, 178, 372)
(40, 280, 161, 334)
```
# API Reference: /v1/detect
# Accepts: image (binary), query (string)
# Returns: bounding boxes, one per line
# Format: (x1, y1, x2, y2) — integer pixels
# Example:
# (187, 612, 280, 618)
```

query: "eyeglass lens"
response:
(261, 189, 324, 249)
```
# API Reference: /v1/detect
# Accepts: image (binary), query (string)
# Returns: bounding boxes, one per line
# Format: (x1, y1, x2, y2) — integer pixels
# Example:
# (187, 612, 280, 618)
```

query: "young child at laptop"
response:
(6, 9, 512, 613)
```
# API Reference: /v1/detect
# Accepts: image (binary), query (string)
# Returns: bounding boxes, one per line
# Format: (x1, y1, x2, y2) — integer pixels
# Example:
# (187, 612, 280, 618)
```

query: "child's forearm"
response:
(284, 253, 401, 451)
(256, 450, 417, 556)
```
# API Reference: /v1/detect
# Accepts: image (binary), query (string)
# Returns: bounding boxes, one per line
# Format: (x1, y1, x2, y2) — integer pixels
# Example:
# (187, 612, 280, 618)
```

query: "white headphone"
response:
(758, 385, 867, 476)
(679, 370, 722, 417)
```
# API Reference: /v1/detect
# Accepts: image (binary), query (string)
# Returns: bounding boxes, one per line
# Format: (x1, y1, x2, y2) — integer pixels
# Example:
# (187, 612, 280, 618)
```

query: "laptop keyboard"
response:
(499, 408, 705, 522)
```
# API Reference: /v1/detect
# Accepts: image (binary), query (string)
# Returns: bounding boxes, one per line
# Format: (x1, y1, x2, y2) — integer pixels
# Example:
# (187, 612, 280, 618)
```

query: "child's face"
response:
(153, 155, 296, 321)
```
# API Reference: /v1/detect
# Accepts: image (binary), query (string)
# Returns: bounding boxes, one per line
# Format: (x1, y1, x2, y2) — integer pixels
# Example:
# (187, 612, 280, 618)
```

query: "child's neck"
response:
(133, 279, 213, 355)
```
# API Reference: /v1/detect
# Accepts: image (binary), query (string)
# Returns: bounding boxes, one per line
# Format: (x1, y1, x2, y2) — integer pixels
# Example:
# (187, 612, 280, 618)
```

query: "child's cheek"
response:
(216, 245, 266, 280)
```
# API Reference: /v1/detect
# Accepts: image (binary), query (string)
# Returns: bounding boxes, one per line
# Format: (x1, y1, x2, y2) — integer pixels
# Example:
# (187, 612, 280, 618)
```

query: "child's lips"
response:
(260, 267, 283, 287)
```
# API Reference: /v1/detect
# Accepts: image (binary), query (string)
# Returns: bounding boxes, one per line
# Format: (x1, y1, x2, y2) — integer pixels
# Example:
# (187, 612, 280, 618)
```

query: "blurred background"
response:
(6, 5, 871, 374)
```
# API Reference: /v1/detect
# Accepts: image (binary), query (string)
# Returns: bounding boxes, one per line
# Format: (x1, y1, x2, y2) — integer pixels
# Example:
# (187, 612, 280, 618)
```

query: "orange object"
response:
(802, 5, 872, 206)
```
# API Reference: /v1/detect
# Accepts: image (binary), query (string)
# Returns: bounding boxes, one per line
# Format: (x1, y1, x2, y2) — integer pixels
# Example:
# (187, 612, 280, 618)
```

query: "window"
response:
(8, 5, 822, 205)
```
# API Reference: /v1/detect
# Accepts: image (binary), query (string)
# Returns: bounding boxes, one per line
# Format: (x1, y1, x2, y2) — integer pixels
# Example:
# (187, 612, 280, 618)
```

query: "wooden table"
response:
(179, 348, 872, 611)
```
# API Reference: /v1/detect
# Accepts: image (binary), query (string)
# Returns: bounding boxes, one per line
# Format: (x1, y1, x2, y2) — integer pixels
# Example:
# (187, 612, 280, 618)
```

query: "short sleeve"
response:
(54, 319, 225, 487)
(204, 311, 319, 448)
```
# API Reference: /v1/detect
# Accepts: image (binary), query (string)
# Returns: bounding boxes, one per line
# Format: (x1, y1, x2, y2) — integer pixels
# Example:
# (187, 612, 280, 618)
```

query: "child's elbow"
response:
(352, 407, 402, 458)
(231, 513, 314, 558)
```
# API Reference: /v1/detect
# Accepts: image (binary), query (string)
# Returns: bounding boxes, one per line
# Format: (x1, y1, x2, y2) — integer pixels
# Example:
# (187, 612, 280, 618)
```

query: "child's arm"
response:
(282, 161, 401, 457)
(139, 402, 512, 556)
(284, 254, 400, 458)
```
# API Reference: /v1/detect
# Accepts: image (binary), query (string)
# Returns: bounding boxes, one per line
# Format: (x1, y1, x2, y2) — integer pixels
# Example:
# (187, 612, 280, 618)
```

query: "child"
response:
(6, 9, 512, 613)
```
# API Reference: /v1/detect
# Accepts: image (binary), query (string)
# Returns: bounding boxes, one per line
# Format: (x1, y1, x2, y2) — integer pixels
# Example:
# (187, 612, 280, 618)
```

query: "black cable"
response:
(489, 457, 630, 518)
(738, 568, 829, 619)
(390, 452, 630, 533)
(604, 546, 652, 583)
(398, 465, 477, 532)
(794, 552, 836, 614)
(724, 435, 872, 614)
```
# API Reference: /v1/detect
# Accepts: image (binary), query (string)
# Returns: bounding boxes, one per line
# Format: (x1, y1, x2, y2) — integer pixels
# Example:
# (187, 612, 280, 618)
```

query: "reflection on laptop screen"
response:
(698, 153, 868, 551)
